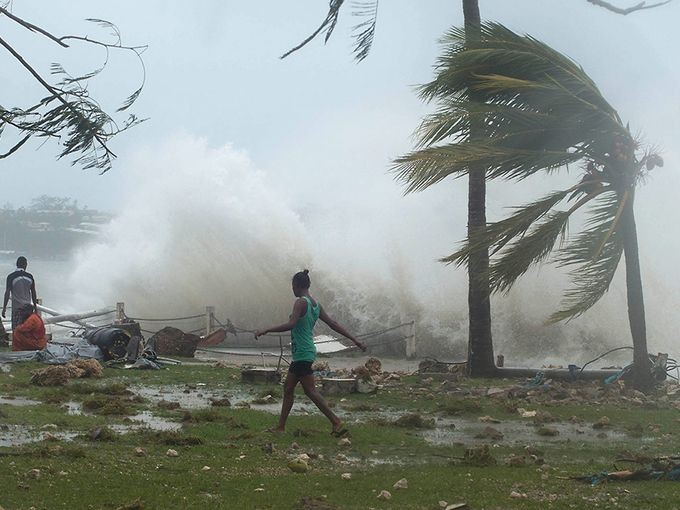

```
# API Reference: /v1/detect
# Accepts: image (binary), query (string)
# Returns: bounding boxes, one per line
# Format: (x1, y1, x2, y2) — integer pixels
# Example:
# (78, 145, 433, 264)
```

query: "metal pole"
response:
(205, 306, 215, 335)
(116, 302, 125, 323)
(406, 320, 417, 359)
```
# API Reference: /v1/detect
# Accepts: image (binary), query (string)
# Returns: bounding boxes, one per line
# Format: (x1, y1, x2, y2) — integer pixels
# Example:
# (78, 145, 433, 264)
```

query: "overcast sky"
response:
(2, 1, 680, 354)
(1, 0, 678, 210)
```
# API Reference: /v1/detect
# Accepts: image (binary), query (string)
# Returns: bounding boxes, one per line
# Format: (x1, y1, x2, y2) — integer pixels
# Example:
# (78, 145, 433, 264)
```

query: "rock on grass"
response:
(393, 413, 435, 429)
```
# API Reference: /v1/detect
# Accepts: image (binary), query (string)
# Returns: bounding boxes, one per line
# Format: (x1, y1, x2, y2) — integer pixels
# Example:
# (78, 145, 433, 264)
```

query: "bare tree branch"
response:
(586, 0, 673, 15)
(0, 134, 30, 159)
(0, 7, 68, 46)
(0, 35, 116, 159)
(0, 11, 145, 171)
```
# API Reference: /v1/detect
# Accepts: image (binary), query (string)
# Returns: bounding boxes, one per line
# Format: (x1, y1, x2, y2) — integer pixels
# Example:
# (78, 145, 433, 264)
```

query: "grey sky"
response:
(2, 0, 678, 209)
(2, 1, 680, 357)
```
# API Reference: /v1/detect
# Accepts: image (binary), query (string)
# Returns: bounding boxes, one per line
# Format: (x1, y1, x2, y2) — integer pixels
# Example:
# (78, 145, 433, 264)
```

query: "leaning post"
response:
(205, 306, 215, 336)
(406, 320, 417, 359)
(116, 302, 125, 323)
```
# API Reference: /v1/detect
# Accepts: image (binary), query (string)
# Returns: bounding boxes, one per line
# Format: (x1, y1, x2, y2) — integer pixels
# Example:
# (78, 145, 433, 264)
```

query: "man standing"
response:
(2, 256, 38, 331)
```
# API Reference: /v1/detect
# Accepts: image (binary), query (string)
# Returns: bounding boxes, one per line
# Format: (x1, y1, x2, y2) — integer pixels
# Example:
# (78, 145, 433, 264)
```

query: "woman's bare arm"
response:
(319, 306, 366, 351)
(254, 298, 306, 338)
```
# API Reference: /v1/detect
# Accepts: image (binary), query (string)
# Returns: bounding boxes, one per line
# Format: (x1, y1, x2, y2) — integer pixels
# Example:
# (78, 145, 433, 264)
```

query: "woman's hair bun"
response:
(303, 269, 309, 275)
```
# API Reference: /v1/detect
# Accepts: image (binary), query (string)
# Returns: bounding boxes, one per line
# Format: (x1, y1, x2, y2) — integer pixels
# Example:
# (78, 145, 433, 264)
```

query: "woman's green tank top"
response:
(291, 296, 319, 362)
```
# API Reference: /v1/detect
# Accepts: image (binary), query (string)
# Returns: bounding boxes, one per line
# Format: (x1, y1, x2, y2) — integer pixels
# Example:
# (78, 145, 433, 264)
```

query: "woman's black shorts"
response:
(289, 361, 314, 377)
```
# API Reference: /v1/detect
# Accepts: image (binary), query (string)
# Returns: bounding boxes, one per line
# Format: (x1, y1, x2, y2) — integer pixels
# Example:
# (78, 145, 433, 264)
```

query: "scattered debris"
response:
(295, 496, 339, 510)
(364, 357, 382, 376)
(475, 426, 504, 441)
(166, 449, 179, 457)
(509, 491, 527, 499)
(288, 458, 309, 473)
(341, 473, 352, 480)
(312, 360, 330, 372)
(337, 437, 351, 448)
(149, 327, 200, 358)
(478, 415, 501, 423)
(505, 455, 527, 467)
(355, 379, 379, 394)
(572, 456, 680, 485)
(393, 413, 435, 429)
(209, 397, 231, 407)
(88, 427, 118, 442)
(517, 408, 537, 418)
(157, 400, 181, 410)
(377, 490, 392, 501)
(241, 367, 281, 385)
(115, 498, 144, 510)
(30, 365, 70, 386)
(536, 427, 559, 437)
(593, 416, 611, 429)
(321, 378, 357, 396)
(30, 359, 104, 386)
(462, 445, 497, 466)
(66, 358, 104, 378)
(392, 478, 408, 490)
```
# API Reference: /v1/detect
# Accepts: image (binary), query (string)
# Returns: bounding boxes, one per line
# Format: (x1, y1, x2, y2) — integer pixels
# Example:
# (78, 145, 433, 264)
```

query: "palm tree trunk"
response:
(463, 0, 495, 376)
(620, 192, 653, 391)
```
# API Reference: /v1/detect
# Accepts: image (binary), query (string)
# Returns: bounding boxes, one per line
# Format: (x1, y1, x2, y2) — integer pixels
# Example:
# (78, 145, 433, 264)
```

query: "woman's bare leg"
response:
(299, 374, 342, 429)
(276, 371, 298, 432)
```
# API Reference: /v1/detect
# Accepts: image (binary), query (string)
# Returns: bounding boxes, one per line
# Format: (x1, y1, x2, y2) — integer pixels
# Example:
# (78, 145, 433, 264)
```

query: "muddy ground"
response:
(1, 354, 680, 509)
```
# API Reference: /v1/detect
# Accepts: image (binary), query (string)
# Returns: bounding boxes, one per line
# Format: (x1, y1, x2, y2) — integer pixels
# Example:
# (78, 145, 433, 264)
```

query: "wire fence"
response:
(25, 302, 416, 358)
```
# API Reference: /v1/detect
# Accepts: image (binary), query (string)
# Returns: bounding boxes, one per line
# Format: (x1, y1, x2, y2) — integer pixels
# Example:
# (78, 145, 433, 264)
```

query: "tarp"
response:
(0, 339, 103, 364)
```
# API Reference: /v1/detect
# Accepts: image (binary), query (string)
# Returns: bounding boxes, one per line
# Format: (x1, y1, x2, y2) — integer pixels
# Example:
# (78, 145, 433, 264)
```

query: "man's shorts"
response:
(289, 360, 314, 377)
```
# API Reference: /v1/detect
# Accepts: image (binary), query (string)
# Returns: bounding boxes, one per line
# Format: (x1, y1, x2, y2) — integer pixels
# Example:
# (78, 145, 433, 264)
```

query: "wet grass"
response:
(1, 361, 680, 508)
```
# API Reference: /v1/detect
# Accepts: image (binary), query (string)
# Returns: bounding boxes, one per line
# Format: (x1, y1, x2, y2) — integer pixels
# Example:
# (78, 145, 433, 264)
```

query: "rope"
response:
(196, 347, 283, 358)
(127, 313, 206, 322)
(420, 356, 467, 366)
(579, 346, 633, 373)
(222, 317, 413, 340)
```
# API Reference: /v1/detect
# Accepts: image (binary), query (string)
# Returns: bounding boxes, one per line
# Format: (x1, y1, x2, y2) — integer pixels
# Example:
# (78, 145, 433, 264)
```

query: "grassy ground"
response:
(1, 358, 680, 509)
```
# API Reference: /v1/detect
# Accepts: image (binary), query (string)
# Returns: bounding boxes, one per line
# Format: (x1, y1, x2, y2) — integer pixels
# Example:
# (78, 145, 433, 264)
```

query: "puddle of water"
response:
(0, 396, 41, 406)
(130, 385, 312, 416)
(63, 401, 82, 415)
(131, 385, 224, 409)
(422, 417, 638, 446)
(125, 411, 182, 432)
(0, 425, 78, 447)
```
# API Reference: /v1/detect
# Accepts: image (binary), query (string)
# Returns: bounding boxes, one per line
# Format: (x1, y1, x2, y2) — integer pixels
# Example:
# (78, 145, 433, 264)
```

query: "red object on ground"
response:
(198, 328, 226, 347)
(12, 313, 47, 351)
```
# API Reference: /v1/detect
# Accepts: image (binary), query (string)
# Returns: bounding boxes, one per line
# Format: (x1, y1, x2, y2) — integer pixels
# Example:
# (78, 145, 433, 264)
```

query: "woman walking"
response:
(255, 270, 366, 436)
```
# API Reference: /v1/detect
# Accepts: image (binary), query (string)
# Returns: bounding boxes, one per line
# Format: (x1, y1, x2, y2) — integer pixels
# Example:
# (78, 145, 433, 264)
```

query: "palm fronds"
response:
(351, 1, 379, 62)
(393, 23, 633, 190)
(396, 22, 653, 322)
(281, 0, 379, 62)
(549, 193, 626, 321)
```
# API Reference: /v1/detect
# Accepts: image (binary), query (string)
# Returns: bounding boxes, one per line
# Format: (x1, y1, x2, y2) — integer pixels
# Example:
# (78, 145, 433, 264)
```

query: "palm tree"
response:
(394, 23, 661, 391)
(461, 1, 495, 377)
(281, 2, 669, 378)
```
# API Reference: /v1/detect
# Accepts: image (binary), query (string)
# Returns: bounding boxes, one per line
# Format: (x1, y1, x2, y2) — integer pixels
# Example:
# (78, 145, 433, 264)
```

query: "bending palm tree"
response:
(394, 23, 662, 391)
